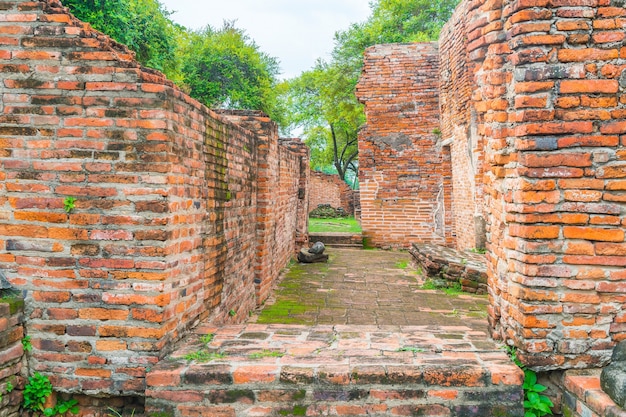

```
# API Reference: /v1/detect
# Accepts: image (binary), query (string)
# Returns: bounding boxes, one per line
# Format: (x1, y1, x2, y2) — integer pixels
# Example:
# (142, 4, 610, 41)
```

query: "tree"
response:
(63, 2, 285, 123)
(178, 22, 280, 115)
(62, 0, 179, 78)
(282, 62, 362, 183)
(285, 0, 460, 185)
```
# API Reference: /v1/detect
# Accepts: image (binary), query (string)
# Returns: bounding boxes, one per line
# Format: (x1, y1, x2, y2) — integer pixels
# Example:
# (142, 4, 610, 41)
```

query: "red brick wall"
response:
(309, 171, 354, 215)
(0, 298, 26, 415)
(356, 43, 455, 249)
(0, 0, 308, 395)
(459, 0, 626, 370)
(439, 2, 487, 251)
(360, 0, 626, 371)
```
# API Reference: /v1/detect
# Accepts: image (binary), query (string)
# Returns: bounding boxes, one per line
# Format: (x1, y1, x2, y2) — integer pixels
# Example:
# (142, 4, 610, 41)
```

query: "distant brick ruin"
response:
(357, 0, 626, 376)
(308, 170, 355, 216)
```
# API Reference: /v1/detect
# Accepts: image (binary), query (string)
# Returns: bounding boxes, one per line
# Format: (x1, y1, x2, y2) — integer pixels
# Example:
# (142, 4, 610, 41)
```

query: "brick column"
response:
(475, 0, 626, 370)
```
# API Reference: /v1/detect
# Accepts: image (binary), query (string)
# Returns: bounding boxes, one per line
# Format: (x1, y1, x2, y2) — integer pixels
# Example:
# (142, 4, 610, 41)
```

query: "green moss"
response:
(0, 296, 24, 315)
(395, 260, 409, 269)
(149, 412, 174, 417)
(362, 237, 376, 250)
(562, 405, 573, 417)
(248, 350, 284, 359)
(443, 282, 463, 296)
(279, 405, 308, 416)
(293, 389, 306, 401)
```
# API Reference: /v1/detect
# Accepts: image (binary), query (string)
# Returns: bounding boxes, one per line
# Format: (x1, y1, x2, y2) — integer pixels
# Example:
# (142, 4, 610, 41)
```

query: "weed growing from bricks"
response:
(183, 333, 227, 363)
(21, 336, 32, 352)
(247, 349, 284, 360)
(396, 346, 425, 353)
(23, 372, 79, 416)
(62, 196, 76, 213)
(506, 346, 554, 417)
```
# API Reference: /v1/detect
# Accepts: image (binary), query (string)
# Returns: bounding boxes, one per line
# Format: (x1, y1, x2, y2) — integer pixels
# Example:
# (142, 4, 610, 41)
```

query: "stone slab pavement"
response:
(249, 248, 490, 332)
(147, 248, 523, 416)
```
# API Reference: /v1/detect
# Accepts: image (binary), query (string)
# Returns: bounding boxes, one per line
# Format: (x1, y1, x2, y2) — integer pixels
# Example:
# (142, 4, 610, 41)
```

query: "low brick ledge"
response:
(146, 323, 523, 416)
(410, 243, 487, 294)
(308, 232, 363, 248)
(562, 369, 626, 417)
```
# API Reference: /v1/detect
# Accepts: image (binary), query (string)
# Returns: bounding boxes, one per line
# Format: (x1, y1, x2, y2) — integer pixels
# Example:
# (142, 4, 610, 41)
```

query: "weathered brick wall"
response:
(360, 0, 626, 371)
(439, 1, 487, 251)
(356, 43, 455, 249)
(215, 116, 309, 307)
(0, 297, 26, 416)
(280, 138, 310, 251)
(309, 171, 354, 215)
(0, 0, 308, 396)
(457, 0, 626, 370)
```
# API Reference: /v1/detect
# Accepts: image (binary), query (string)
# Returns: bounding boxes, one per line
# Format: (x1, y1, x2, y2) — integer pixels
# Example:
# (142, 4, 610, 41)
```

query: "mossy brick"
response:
(208, 389, 255, 404)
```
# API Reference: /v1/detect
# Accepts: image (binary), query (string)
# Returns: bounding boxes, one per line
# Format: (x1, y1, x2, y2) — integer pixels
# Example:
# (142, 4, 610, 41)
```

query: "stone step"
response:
(308, 232, 363, 248)
(146, 324, 524, 417)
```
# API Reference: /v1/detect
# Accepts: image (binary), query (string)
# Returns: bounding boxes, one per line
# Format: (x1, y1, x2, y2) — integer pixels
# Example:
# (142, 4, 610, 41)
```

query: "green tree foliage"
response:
(284, 0, 460, 184)
(282, 62, 362, 183)
(62, 0, 179, 77)
(62, 1, 282, 121)
(178, 22, 281, 115)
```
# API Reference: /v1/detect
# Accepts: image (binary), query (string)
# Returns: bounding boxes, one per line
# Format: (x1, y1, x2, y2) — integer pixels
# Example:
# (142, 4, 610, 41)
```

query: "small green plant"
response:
(506, 346, 553, 417)
(469, 247, 487, 254)
(200, 333, 214, 345)
(23, 373, 53, 412)
(22, 335, 32, 352)
(63, 197, 76, 213)
(248, 350, 284, 360)
(523, 370, 553, 417)
(396, 346, 424, 353)
(182, 333, 224, 362)
(47, 398, 79, 416)
(6, 381, 13, 393)
(183, 350, 226, 363)
(432, 128, 442, 135)
(421, 279, 437, 290)
(229, 309, 236, 317)
(443, 281, 463, 296)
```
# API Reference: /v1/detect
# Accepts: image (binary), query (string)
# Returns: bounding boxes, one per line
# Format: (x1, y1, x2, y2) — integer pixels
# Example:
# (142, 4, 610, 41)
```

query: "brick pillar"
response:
(473, 0, 626, 370)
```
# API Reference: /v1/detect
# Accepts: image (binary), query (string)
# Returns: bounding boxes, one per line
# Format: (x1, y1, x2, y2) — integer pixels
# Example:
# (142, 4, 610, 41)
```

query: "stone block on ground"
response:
(298, 248, 328, 263)
(601, 341, 626, 409)
(409, 243, 487, 294)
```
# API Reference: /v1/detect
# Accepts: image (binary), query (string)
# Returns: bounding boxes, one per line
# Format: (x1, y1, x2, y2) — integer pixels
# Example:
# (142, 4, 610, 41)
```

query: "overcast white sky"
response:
(158, 0, 372, 80)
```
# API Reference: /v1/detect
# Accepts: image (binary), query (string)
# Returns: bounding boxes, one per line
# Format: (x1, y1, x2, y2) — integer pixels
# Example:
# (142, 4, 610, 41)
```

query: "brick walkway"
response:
(250, 248, 489, 331)
(146, 249, 524, 416)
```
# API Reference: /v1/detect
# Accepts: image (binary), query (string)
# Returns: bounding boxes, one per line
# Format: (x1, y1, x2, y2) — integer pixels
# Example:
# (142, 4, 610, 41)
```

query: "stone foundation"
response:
(410, 244, 488, 295)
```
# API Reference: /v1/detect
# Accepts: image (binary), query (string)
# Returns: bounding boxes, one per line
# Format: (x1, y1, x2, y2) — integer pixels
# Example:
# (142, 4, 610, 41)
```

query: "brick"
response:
(232, 366, 278, 384)
(79, 308, 129, 321)
(560, 79, 619, 94)
(563, 227, 624, 242)
(558, 48, 619, 62)
(509, 224, 560, 239)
